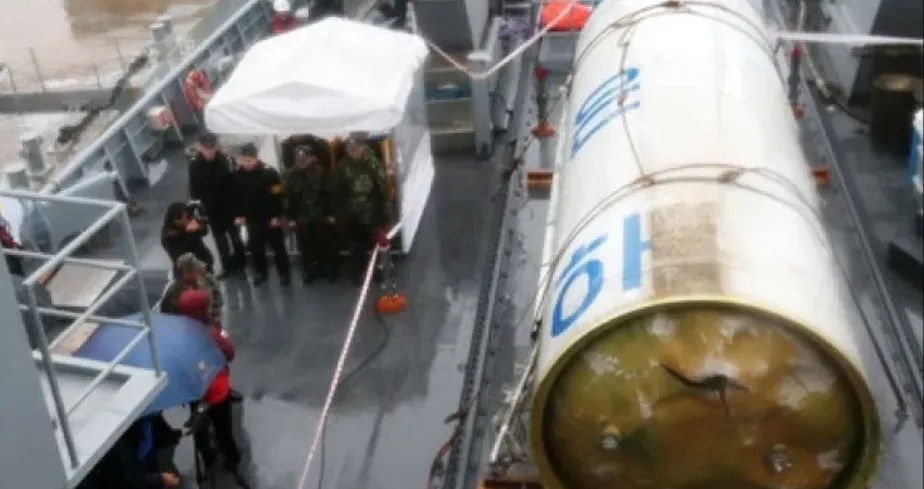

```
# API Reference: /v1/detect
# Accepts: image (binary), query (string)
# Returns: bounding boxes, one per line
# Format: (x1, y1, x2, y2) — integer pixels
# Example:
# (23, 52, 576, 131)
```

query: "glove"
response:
(376, 229, 390, 249)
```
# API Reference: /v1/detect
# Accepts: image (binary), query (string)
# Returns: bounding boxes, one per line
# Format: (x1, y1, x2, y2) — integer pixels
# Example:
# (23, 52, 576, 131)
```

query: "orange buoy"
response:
(540, 0, 592, 32)
(374, 231, 406, 316)
(812, 165, 830, 186)
(375, 294, 407, 315)
(531, 121, 557, 139)
(183, 69, 213, 112)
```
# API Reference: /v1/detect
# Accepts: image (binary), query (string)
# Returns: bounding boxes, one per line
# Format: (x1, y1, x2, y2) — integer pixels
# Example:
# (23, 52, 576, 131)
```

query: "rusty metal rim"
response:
(529, 294, 883, 489)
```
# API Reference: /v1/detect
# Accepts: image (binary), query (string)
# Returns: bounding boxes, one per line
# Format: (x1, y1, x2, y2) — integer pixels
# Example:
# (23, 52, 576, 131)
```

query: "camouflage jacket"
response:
(331, 148, 392, 225)
(283, 164, 329, 224)
(160, 271, 223, 327)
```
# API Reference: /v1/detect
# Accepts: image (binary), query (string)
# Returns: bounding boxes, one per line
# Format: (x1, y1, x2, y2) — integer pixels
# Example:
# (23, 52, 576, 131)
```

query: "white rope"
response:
(295, 223, 399, 489)
(773, 30, 924, 47)
(422, 1, 577, 80)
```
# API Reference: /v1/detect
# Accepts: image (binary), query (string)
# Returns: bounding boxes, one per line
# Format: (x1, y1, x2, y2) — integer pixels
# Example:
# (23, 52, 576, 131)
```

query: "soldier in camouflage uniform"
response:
(160, 253, 224, 328)
(329, 134, 392, 285)
(284, 146, 337, 283)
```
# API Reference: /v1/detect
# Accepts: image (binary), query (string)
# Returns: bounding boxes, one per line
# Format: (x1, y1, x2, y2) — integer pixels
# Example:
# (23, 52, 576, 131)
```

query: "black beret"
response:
(240, 143, 259, 157)
(197, 132, 218, 148)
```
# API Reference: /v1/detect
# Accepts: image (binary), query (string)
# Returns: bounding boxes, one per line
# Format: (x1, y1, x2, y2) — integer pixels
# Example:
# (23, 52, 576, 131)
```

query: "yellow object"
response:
(269, 183, 284, 195)
(531, 299, 880, 489)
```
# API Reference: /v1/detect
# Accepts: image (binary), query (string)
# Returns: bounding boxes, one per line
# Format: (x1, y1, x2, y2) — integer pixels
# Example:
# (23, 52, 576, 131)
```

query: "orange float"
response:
(375, 294, 407, 315)
(184, 69, 214, 112)
(540, 0, 591, 31)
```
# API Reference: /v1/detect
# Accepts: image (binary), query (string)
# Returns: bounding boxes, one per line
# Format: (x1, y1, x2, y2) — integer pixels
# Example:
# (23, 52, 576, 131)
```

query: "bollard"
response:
(19, 132, 47, 177)
(150, 21, 169, 44)
(4, 162, 31, 190)
(157, 15, 175, 36)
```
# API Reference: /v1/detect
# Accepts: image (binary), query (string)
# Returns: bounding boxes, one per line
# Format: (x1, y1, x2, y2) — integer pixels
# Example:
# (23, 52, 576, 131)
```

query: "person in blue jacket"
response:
(80, 416, 181, 489)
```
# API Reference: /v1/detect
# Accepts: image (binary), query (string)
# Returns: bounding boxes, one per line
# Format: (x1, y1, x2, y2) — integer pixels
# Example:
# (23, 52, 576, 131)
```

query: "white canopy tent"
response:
(203, 17, 436, 254)
(204, 17, 429, 136)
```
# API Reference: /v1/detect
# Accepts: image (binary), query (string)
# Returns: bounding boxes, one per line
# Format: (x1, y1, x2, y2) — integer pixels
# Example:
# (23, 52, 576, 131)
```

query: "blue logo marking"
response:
(551, 235, 607, 337)
(571, 68, 642, 158)
(550, 213, 652, 338)
(622, 212, 651, 291)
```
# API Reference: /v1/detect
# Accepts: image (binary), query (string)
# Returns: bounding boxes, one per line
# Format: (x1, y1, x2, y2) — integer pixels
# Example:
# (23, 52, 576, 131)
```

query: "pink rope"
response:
(295, 242, 383, 489)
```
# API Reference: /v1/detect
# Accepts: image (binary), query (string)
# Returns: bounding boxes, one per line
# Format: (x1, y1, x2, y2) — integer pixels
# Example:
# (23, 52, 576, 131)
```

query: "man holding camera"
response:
(189, 132, 246, 279)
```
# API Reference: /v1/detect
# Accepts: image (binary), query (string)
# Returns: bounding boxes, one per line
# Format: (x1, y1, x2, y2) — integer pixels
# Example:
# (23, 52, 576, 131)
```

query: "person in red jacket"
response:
(0, 215, 24, 276)
(175, 290, 241, 472)
(271, 0, 298, 34)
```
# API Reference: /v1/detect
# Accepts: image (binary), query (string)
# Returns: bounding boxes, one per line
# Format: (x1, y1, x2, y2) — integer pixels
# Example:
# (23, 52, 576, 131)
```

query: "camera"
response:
(186, 200, 209, 225)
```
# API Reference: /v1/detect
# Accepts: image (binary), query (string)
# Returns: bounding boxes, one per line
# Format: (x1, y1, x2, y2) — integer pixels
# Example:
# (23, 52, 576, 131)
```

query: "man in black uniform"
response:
(232, 143, 291, 286)
(188, 132, 245, 279)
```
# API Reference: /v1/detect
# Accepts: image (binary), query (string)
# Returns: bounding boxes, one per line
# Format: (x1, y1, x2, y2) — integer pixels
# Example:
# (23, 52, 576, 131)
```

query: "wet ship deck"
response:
(103, 145, 503, 489)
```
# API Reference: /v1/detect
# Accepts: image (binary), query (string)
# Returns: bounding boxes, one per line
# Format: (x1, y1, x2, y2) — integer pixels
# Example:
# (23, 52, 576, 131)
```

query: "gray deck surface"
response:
(109, 146, 502, 489)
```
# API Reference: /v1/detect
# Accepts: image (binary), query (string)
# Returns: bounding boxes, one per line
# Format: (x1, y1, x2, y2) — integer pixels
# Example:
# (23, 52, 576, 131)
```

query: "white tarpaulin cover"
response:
(204, 17, 429, 136)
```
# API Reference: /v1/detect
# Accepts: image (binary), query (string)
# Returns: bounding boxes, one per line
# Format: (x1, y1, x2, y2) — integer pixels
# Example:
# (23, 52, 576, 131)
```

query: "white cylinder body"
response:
(530, 1, 881, 488)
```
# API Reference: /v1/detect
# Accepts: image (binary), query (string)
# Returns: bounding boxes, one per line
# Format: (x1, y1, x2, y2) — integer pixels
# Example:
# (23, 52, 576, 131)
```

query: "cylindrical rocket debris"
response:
(530, 1, 882, 489)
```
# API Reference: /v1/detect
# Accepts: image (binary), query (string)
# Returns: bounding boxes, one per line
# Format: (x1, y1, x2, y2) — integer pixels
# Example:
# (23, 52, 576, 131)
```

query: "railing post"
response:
(468, 51, 493, 160)
(117, 209, 161, 376)
(5, 65, 23, 114)
(24, 286, 80, 468)
(115, 39, 127, 71)
(28, 47, 47, 92)
(92, 64, 102, 89)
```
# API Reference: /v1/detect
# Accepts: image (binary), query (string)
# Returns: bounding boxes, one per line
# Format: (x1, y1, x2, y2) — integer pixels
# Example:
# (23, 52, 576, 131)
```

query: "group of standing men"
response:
(187, 132, 391, 286)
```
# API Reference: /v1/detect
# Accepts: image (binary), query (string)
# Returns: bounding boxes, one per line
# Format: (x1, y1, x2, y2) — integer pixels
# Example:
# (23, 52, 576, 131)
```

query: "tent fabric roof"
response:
(204, 17, 429, 136)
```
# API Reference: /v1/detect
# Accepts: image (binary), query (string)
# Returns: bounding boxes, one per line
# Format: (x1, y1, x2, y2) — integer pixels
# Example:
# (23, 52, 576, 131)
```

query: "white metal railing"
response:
(0, 189, 160, 470)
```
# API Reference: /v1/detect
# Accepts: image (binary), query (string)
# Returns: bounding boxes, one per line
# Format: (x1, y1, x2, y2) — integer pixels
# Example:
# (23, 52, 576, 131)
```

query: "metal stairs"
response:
(0, 189, 165, 489)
